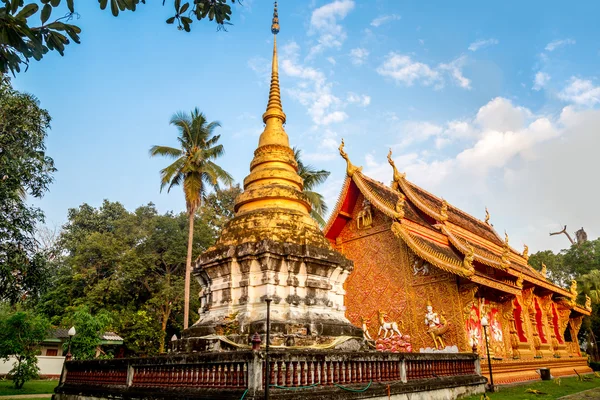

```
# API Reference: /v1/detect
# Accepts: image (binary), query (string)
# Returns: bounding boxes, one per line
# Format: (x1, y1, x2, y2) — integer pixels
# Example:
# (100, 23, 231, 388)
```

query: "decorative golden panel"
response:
(341, 194, 467, 352)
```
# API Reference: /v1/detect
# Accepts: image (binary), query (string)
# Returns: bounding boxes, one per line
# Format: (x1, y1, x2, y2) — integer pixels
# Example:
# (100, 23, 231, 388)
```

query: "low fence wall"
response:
(56, 351, 483, 399)
(0, 356, 64, 378)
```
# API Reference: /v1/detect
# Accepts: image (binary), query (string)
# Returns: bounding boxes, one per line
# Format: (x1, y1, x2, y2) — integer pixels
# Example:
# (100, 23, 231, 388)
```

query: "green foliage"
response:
(117, 310, 163, 356)
(0, 77, 55, 304)
(0, 311, 50, 388)
(529, 238, 600, 288)
(198, 184, 242, 235)
(0, 0, 239, 74)
(37, 200, 225, 354)
(66, 307, 112, 360)
(528, 250, 567, 287)
(150, 108, 233, 214)
(293, 147, 331, 227)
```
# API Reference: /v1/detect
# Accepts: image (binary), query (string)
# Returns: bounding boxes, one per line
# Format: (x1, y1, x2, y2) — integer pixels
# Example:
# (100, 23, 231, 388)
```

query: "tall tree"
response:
(293, 147, 331, 227)
(0, 0, 239, 75)
(150, 109, 232, 329)
(0, 76, 55, 303)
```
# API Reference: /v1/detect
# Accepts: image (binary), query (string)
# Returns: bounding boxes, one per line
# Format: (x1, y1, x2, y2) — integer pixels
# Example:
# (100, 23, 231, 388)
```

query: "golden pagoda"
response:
(185, 2, 362, 348)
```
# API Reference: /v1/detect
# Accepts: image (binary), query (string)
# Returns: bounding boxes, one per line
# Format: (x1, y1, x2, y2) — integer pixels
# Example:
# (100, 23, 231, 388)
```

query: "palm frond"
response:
(149, 145, 183, 159)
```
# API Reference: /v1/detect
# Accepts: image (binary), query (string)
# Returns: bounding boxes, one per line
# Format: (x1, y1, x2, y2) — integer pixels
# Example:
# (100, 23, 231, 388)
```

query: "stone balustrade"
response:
(57, 351, 482, 398)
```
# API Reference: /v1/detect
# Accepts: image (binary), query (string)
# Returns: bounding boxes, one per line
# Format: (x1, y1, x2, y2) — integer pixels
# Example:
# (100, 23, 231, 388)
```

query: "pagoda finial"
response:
(255, 0, 287, 150)
(339, 139, 362, 177)
(271, 1, 280, 34)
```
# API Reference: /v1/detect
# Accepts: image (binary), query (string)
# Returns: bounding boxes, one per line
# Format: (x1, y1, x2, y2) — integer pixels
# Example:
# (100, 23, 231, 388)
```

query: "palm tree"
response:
(293, 147, 331, 227)
(150, 108, 233, 330)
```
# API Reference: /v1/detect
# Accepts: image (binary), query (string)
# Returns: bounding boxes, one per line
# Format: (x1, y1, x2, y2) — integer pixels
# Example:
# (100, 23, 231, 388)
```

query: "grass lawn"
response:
(460, 375, 600, 400)
(0, 380, 58, 396)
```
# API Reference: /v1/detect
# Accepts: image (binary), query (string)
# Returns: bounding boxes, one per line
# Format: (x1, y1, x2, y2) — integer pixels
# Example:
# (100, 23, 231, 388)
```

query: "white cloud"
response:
(468, 38, 499, 52)
(474, 97, 531, 132)
(439, 55, 471, 89)
(247, 56, 270, 79)
(558, 77, 600, 107)
(545, 39, 576, 52)
(277, 42, 352, 126)
(327, 57, 336, 65)
(346, 92, 371, 106)
(533, 72, 550, 91)
(321, 111, 348, 125)
(376, 52, 440, 86)
(377, 52, 471, 89)
(349, 47, 369, 65)
(370, 14, 401, 27)
(360, 97, 600, 252)
(308, 0, 355, 58)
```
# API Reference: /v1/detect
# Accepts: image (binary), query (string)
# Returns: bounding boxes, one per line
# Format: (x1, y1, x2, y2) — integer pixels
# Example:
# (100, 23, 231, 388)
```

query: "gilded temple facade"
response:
(324, 146, 592, 383)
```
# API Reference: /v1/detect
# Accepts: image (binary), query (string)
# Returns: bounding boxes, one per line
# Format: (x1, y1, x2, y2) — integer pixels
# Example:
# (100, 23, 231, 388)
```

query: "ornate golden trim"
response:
(352, 173, 402, 221)
(323, 176, 352, 236)
(391, 221, 472, 278)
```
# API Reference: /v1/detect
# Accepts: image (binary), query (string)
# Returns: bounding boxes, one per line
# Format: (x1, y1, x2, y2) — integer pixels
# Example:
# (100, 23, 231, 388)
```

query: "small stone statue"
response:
(425, 301, 448, 350)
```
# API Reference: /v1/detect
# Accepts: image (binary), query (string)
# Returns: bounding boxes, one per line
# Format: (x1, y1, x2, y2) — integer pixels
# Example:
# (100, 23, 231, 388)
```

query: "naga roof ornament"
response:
(338, 139, 362, 177)
(484, 207, 490, 225)
(387, 148, 406, 190)
(541, 263, 547, 278)
(516, 274, 524, 288)
(440, 199, 449, 222)
(395, 192, 406, 220)
(464, 242, 475, 272)
(500, 231, 511, 269)
(522, 244, 529, 262)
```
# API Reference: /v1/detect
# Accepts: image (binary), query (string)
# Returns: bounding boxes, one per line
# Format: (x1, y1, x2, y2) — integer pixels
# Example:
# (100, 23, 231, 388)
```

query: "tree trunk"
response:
(159, 305, 170, 353)
(184, 211, 195, 329)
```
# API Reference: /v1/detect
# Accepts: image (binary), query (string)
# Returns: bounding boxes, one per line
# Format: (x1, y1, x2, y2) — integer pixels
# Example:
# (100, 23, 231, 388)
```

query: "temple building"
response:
(324, 146, 592, 383)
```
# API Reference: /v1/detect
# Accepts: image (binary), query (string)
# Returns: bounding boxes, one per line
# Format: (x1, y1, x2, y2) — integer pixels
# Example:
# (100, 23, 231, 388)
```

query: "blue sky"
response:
(14, 0, 600, 252)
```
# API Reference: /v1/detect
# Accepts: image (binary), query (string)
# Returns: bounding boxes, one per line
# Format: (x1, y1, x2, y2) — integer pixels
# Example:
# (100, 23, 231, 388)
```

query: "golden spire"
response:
(259, 1, 287, 147)
(232, 2, 310, 217)
(211, 2, 331, 250)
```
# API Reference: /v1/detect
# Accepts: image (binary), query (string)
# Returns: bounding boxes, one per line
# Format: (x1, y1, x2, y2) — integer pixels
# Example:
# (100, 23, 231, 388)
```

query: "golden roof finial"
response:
(522, 244, 529, 262)
(464, 242, 475, 272)
(484, 207, 490, 225)
(541, 263, 547, 278)
(394, 192, 406, 220)
(339, 139, 362, 177)
(387, 148, 406, 190)
(440, 199, 449, 222)
(516, 274, 524, 288)
(504, 231, 510, 246)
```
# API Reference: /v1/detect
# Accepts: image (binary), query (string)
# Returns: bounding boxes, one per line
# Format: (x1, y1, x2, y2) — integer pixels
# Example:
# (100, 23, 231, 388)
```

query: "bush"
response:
(589, 361, 600, 371)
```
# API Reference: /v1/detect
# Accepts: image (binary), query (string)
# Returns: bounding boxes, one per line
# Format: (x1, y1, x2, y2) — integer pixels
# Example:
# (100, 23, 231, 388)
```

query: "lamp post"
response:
(171, 334, 178, 353)
(66, 326, 76, 361)
(480, 316, 495, 392)
(264, 297, 272, 400)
